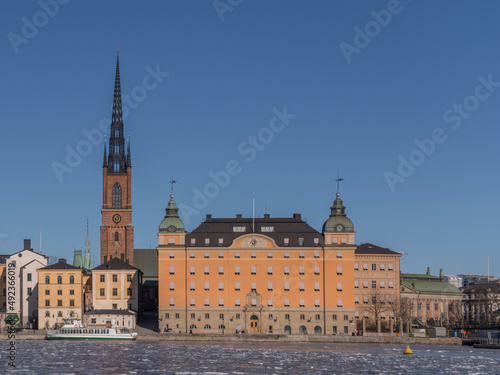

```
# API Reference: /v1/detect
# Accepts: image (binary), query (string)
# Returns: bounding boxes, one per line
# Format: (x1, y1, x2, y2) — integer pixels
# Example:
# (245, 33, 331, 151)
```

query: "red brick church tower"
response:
(101, 51, 134, 265)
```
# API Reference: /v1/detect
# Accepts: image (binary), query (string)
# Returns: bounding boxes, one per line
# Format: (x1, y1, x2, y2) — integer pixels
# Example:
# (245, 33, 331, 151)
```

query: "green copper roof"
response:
(73, 250, 83, 268)
(159, 192, 185, 232)
(323, 190, 354, 232)
(402, 273, 462, 294)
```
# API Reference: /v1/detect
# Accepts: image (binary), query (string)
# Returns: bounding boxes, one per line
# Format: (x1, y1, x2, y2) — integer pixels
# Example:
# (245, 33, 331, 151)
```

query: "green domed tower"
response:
(158, 180, 186, 247)
(323, 178, 356, 245)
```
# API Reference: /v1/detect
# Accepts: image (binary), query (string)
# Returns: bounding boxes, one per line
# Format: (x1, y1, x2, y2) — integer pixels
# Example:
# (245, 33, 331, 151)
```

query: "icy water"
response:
(1, 340, 499, 374)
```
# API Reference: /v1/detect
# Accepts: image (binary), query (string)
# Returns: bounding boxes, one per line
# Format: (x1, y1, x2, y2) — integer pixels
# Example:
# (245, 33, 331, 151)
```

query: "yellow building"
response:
(37, 259, 85, 329)
(158, 189, 357, 335)
(87, 258, 142, 329)
(0, 256, 6, 313)
(354, 243, 402, 331)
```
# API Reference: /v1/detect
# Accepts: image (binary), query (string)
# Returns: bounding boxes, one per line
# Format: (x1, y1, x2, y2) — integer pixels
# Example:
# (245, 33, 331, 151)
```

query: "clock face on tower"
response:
(112, 214, 122, 224)
(336, 224, 344, 231)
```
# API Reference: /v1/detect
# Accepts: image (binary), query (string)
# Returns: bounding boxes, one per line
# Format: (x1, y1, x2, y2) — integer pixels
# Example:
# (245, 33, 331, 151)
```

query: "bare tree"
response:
(365, 288, 389, 331)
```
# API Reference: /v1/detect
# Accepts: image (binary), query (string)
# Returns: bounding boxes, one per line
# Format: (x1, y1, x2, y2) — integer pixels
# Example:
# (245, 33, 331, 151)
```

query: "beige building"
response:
(88, 258, 142, 328)
(354, 243, 402, 331)
(37, 259, 85, 329)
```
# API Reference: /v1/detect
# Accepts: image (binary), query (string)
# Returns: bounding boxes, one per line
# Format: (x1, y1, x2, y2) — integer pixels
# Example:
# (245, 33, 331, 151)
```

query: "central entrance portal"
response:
(250, 315, 259, 332)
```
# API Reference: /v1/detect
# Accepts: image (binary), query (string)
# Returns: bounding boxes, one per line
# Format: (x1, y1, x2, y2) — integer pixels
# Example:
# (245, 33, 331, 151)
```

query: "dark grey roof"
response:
(186, 213, 324, 247)
(355, 243, 401, 255)
(134, 249, 158, 278)
(84, 309, 135, 316)
(39, 259, 81, 270)
(0, 255, 9, 264)
(93, 257, 139, 271)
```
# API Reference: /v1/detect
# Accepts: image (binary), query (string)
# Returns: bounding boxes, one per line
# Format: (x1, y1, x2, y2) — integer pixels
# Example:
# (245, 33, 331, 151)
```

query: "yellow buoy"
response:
(403, 346, 413, 355)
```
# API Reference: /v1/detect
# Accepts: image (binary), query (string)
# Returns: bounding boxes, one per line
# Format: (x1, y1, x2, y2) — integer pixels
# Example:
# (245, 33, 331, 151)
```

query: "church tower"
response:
(101, 50, 134, 265)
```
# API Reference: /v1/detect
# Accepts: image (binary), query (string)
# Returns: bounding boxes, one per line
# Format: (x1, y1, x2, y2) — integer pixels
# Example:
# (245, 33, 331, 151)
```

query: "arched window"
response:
(57, 311, 62, 317)
(112, 183, 122, 208)
(114, 232, 119, 241)
(314, 326, 322, 335)
(45, 276, 50, 284)
(57, 276, 62, 284)
(70, 276, 74, 284)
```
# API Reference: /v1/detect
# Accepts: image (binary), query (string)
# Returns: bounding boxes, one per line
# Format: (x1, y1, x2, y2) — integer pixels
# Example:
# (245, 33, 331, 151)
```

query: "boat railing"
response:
(477, 337, 500, 345)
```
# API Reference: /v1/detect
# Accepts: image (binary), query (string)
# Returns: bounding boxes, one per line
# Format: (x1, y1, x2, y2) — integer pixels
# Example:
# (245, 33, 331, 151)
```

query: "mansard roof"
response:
(93, 257, 139, 271)
(40, 259, 81, 270)
(355, 243, 401, 255)
(187, 213, 324, 247)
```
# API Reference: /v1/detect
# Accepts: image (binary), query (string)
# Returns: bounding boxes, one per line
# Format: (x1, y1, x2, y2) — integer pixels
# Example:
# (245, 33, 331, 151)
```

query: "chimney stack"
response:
(24, 239, 32, 251)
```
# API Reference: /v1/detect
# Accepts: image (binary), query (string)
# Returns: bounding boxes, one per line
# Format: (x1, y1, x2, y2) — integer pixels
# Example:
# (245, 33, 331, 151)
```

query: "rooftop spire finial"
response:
(117, 43, 119, 55)
(335, 173, 344, 197)
(170, 177, 178, 196)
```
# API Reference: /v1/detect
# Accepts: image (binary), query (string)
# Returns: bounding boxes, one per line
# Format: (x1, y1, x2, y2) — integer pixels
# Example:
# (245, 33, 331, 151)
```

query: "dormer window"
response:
(261, 226, 274, 232)
(233, 226, 246, 232)
(190, 238, 196, 246)
(298, 238, 304, 246)
(204, 238, 210, 246)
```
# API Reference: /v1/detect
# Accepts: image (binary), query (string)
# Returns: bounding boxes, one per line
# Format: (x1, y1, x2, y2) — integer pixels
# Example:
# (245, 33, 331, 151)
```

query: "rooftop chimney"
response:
(206, 214, 212, 220)
(59, 258, 66, 264)
(264, 213, 270, 219)
(236, 214, 242, 220)
(293, 213, 302, 221)
(23, 239, 32, 251)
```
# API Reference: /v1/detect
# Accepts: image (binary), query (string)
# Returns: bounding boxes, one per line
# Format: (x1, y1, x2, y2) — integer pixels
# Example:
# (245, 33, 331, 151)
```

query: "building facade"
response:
(101, 51, 134, 265)
(37, 259, 85, 329)
(354, 243, 402, 330)
(158, 188, 357, 335)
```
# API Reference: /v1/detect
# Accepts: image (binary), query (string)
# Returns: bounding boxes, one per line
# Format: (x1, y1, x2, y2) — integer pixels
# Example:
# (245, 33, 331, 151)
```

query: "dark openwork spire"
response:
(127, 139, 131, 167)
(103, 139, 107, 167)
(106, 49, 128, 174)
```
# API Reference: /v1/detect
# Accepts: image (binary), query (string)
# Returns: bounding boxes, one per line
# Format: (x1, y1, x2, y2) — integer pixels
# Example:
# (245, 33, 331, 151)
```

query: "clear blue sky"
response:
(0, 0, 498, 276)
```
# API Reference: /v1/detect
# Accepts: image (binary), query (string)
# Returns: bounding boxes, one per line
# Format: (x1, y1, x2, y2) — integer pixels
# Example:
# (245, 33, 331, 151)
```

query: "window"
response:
(284, 238, 289, 246)
(299, 252, 304, 258)
(268, 314, 273, 320)
(57, 276, 62, 284)
(267, 252, 273, 259)
(70, 276, 74, 284)
(299, 266, 305, 275)
(190, 266, 195, 275)
(169, 298, 175, 306)
(337, 282, 343, 292)
(236, 313, 240, 319)
(267, 298, 273, 307)
(234, 265, 240, 275)
(314, 238, 319, 246)
(341, 237, 347, 244)
(354, 280, 359, 288)
(315, 299, 320, 307)
(300, 314, 305, 320)
(205, 298, 210, 307)
(354, 263, 359, 271)
(45, 289, 50, 295)
(57, 290, 62, 295)
(218, 239, 223, 246)
(337, 299, 343, 307)
(363, 296, 369, 304)
(190, 252, 195, 258)
(284, 298, 290, 307)
(389, 296, 394, 305)
(45, 311, 50, 317)
(315, 314, 321, 320)
(169, 281, 175, 291)
(344, 315, 349, 321)
(113, 288, 118, 296)
(388, 280, 394, 289)
(170, 266, 175, 275)
(332, 326, 337, 334)
(218, 251, 224, 258)
(27, 273, 32, 281)
(165, 313, 170, 319)
(380, 280, 385, 288)
(219, 298, 224, 307)
(169, 252, 174, 258)
(70, 289, 74, 295)
(235, 298, 241, 307)
(314, 266, 320, 275)
(251, 282, 257, 291)
(299, 282, 305, 291)
(336, 252, 342, 259)
(284, 252, 289, 258)
(380, 264, 385, 270)
(344, 326, 348, 334)
(299, 298, 305, 307)
(267, 265, 273, 275)
(388, 263, 394, 271)
(380, 296, 386, 304)
(45, 276, 50, 284)
(251, 252, 256, 259)
(268, 282, 273, 291)
(127, 274, 132, 282)
(112, 182, 122, 208)
(235, 252, 240, 259)
(363, 280, 368, 288)
(284, 282, 290, 291)
(100, 275, 105, 282)
(175, 313, 180, 319)
(363, 263, 368, 271)
(191, 313, 196, 319)
(298, 238, 304, 246)
(218, 281, 224, 291)
(70, 300, 74, 307)
(372, 264, 376, 271)
(218, 265, 224, 275)
(233, 226, 246, 232)
(284, 265, 290, 275)
(251, 298, 257, 307)
(57, 311, 63, 317)
(314, 282, 320, 292)
(426, 303, 430, 311)
(112, 274, 117, 282)
(372, 296, 377, 304)
(100, 288, 105, 296)
(418, 303, 422, 310)
(204, 239, 210, 246)
(190, 239, 196, 246)
(372, 281, 376, 289)
(355, 296, 359, 304)
(204, 252, 209, 258)
(261, 226, 274, 232)
(58, 300, 62, 307)
(219, 313, 224, 320)
(235, 281, 240, 291)
(190, 282, 195, 291)
(205, 313, 210, 319)
(204, 281, 210, 291)
(435, 303, 438, 311)
(27, 287, 32, 295)
(204, 266, 209, 275)
(251, 265, 256, 275)
(45, 300, 50, 307)
(332, 314, 337, 321)
(285, 314, 290, 320)
(314, 252, 320, 258)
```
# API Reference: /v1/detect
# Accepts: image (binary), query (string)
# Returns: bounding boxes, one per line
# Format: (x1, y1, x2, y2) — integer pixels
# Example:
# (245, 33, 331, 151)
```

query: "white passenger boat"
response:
(46, 319, 137, 340)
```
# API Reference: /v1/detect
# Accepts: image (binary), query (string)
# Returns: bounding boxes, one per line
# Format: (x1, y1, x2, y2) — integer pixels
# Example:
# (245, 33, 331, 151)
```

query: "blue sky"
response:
(0, 0, 498, 276)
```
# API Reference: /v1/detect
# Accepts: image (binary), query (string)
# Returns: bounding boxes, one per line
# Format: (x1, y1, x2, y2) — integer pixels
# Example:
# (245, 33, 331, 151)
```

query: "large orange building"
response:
(158, 188, 357, 335)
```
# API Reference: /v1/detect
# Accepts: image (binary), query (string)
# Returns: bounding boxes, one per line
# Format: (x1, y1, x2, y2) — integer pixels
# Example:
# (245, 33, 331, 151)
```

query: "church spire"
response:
(107, 49, 127, 174)
(84, 216, 91, 269)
